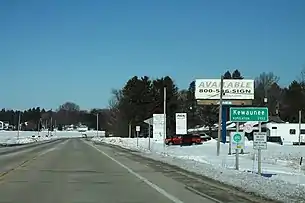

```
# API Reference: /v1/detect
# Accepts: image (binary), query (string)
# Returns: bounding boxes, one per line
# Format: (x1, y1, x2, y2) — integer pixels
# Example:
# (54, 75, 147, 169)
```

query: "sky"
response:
(1, 0, 305, 110)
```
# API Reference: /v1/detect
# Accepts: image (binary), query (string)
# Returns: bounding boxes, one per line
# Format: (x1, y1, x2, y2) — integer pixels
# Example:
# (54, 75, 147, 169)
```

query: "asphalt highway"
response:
(0, 138, 219, 203)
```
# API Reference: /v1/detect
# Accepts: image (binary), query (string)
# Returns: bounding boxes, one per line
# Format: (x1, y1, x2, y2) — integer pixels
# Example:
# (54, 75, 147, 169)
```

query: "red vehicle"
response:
(165, 135, 182, 145)
(165, 134, 203, 145)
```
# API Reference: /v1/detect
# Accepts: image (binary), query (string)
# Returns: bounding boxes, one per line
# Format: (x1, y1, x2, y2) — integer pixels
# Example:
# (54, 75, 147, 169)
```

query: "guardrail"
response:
(0, 138, 64, 156)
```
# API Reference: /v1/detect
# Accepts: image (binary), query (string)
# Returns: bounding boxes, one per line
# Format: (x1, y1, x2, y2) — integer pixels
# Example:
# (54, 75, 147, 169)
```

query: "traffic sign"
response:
(233, 133, 242, 142)
(253, 132, 267, 150)
(230, 132, 245, 149)
(243, 123, 253, 133)
(136, 126, 140, 132)
(230, 107, 269, 122)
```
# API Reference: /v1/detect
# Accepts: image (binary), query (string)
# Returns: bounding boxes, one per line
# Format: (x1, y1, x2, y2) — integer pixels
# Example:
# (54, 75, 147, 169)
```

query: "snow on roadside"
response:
(92, 137, 305, 203)
(0, 131, 56, 145)
(0, 130, 106, 145)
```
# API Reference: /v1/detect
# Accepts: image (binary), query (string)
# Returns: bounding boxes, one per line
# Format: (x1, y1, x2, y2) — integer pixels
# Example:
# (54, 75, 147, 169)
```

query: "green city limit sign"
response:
(233, 133, 242, 143)
(230, 107, 269, 122)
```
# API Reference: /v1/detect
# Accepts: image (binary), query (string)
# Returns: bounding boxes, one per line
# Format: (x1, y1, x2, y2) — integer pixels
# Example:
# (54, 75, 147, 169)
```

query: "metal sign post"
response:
(230, 131, 244, 171)
(136, 126, 140, 147)
(235, 122, 240, 170)
(258, 122, 262, 175)
(253, 122, 267, 175)
(217, 76, 224, 156)
(148, 122, 151, 150)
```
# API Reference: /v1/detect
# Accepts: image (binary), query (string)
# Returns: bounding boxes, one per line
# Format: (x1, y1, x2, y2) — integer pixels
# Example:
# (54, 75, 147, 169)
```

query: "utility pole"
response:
(128, 122, 131, 138)
(38, 118, 41, 135)
(299, 110, 302, 146)
(96, 113, 99, 137)
(54, 120, 57, 136)
(217, 76, 224, 156)
(163, 87, 167, 152)
(17, 111, 21, 140)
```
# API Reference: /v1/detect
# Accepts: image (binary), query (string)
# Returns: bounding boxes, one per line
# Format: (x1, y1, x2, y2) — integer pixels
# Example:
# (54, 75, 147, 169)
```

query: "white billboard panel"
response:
(175, 113, 187, 135)
(153, 114, 165, 141)
(195, 79, 254, 100)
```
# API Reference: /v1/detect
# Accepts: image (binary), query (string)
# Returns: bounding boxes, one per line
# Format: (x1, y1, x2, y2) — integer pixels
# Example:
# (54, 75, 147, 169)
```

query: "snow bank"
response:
(93, 137, 305, 203)
(0, 130, 105, 145)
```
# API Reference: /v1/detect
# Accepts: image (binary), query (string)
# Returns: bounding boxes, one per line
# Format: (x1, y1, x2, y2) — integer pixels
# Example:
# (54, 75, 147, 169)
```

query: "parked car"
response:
(165, 135, 182, 145)
(165, 134, 203, 146)
(180, 134, 202, 145)
(199, 133, 212, 142)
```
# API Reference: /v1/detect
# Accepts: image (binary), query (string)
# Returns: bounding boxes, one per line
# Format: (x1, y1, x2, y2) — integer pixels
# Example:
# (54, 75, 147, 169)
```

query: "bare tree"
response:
(254, 72, 280, 107)
(255, 72, 280, 89)
(297, 65, 305, 89)
(177, 89, 189, 112)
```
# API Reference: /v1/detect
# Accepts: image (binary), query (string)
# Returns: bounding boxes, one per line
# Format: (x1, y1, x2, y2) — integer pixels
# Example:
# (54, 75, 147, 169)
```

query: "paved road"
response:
(0, 138, 218, 203)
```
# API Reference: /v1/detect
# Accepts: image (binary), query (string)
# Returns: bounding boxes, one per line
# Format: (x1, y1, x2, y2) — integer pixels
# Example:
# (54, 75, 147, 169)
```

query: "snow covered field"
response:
(92, 137, 305, 203)
(0, 130, 104, 145)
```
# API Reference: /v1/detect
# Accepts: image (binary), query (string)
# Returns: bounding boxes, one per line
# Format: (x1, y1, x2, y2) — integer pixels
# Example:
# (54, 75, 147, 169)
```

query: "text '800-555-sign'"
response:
(195, 79, 254, 100)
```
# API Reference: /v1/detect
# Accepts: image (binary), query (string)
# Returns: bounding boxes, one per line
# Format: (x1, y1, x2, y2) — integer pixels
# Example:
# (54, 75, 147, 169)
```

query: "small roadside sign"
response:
(243, 123, 253, 133)
(144, 118, 153, 125)
(253, 132, 267, 150)
(136, 126, 140, 132)
(230, 132, 245, 149)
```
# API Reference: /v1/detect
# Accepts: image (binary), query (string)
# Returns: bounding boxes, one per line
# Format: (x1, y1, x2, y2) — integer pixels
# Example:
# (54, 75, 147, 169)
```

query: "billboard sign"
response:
(175, 113, 187, 135)
(195, 79, 254, 100)
(153, 114, 165, 141)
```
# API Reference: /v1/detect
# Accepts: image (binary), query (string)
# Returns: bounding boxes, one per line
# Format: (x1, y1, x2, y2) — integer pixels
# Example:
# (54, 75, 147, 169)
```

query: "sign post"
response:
(136, 126, 140, 147)
(254, 129, 267, 175)
(236, 122, 240, 169)
(144, 118, 153, 150)
(217, 76, 224, 156)
(230, 131, 245, 170)
(229, 107, 269, 174)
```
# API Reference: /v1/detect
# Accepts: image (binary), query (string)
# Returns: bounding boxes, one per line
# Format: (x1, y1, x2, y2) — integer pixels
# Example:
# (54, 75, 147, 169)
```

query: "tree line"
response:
(1, 69, 305, 135)
(0, 102, 110, 131)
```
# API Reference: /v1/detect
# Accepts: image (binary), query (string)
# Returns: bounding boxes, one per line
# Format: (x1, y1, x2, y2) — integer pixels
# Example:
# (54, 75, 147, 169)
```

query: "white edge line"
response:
(84, 140, 185, 203)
